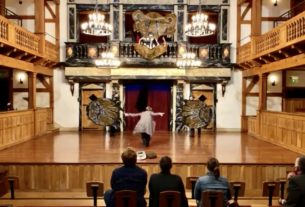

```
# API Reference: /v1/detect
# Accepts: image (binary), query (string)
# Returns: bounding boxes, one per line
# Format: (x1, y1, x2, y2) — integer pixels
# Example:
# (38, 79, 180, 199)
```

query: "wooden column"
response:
(28, 72, 37, 110)
(282, 70, 286, 112)
(251, 0, 262, 36)
(241, 77, 247, 132)
(258, 73, 267, 111)
(49, 76, 54, 124)
(55, 1, 60, 50)
(34, 0, 45, 54)
(0, 0, 5, 16)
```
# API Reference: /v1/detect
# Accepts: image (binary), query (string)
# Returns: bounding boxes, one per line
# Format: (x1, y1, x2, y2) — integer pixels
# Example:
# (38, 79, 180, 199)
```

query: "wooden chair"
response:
(262, 181, 280, 207)
(86, 182, 104, 207)
(159, 191, 181, 207)
(7, 176, 19, 199)
(202, 190, 224, 207)
(230, 182, 245, 204)
(114, 190, 137, 207)
(186, 176, 198, 199)
(276, 178, 287, 200)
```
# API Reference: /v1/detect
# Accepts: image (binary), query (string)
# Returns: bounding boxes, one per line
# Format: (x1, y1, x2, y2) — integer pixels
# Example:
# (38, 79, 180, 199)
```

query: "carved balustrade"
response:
(0, 15, 58, 65)
(237, 10, 305, 65)
(65, 41, 231, 67)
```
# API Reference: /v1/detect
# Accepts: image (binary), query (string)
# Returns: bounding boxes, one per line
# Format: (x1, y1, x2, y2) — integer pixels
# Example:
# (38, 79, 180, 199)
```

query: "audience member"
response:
(280, 155, 305, 207)
(104, 148, 147, 207)
(194, 157, 231, 207)
(148, 156, 189, 207)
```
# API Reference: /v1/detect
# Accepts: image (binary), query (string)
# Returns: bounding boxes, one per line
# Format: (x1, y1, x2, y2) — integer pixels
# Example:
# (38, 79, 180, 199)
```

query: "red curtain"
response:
(124, 82, 171, 131)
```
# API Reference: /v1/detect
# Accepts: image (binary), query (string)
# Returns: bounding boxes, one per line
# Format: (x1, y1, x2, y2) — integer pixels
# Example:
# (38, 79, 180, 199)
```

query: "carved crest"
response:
(132, 10, 177, 60)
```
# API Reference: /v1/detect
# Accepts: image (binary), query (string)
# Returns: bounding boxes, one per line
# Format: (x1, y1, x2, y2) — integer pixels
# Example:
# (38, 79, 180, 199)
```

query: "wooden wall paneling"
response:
(258, 111, 305, 154)
(0, 163, 292, 197)
(0, 110, 35, 150)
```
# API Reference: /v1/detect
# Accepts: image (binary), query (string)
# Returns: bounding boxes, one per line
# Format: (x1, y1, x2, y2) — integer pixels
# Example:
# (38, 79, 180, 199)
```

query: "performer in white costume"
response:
(125, 106, 164, 147)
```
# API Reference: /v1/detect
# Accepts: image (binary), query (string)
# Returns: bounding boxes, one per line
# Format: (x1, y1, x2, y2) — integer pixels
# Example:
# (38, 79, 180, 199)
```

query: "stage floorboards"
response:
(0, 131, 300, 164)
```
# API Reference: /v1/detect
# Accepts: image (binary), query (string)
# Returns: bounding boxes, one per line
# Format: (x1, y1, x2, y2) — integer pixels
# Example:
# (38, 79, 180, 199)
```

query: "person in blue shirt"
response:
(104, 148, 147, 207)
(194, 157, 231, 207)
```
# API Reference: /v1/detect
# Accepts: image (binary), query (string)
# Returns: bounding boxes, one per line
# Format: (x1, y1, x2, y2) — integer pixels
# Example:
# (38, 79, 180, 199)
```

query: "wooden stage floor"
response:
(0, 131, 301, 197)
(0, 131, 300, 164)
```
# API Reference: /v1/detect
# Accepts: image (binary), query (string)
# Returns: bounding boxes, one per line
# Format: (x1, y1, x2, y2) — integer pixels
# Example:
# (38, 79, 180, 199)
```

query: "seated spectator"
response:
(279, 155, 305, 206)
(104, 148, 147, 207)
(148, 156, 188, 207)
(194, 157, 231, 207)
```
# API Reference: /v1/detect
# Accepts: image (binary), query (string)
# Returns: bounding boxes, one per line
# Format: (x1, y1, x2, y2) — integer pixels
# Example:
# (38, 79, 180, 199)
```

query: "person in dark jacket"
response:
(284, 155, 305, 207)
(148, 156, 189, 207)
(104, 148, 147, 207)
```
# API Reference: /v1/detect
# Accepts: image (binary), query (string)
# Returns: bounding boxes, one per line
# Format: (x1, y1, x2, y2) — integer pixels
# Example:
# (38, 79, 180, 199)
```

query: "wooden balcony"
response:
(64, 41, 231, 68)
(237, 10, 305, 70)
(0, 15, 59, 68)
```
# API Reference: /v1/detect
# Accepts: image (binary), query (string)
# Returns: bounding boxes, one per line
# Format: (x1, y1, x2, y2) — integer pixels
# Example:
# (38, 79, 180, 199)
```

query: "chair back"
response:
(114, 190, 137, 207)
(201, 190, 224, 207)
(159, 191, 181, 207)
(262, 181, 280, 206)
(230, 182, 245, 202)
(186, 176, 198, 199)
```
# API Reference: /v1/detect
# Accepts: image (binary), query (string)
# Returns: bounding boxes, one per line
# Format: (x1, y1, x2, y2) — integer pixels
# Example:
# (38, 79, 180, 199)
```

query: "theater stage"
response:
(0, 131, 300, 197)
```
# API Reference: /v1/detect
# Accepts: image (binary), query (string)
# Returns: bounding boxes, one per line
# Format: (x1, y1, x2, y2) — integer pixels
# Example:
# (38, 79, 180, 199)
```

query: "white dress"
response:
(126, 111, 163, 136)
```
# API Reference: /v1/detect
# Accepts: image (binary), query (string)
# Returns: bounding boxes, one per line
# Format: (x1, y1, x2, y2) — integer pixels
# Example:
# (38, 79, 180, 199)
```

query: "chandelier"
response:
(185, 0, 216, 37)
(95, 52, 121, 68)
(177, 52, 201, 68)
(81, 0, 112, 36)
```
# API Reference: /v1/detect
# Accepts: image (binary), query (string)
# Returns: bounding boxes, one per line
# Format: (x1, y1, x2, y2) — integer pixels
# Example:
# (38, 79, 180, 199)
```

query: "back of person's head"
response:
(121, 148, 137, 167)
(297, 155, 305, 174)
(159, 156, 172, 174)
(207, 157, 220, 180)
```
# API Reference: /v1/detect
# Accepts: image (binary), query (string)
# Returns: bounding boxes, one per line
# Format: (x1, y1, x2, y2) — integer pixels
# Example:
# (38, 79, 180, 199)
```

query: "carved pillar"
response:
(173, 80, 185, 131)
(119, 4, 124, 41)
(220, 5, 229, 43)
(182, 4, 188, 41)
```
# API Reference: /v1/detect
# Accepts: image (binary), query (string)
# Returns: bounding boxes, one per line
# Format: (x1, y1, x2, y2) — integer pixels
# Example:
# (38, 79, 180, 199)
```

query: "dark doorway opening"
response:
(0, 70, 10, 111)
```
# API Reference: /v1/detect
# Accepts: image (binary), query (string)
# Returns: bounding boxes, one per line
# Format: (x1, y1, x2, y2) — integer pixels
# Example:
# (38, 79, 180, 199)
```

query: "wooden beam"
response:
(241, 20, 251, 24)
(0, 54, 53, 76)
(261, 17, 289, 21)
(251, 0, 262, 36)
(45, 1, 56, 19)
(13, 88, 50, 92)
(268, 54, 279, 61)
(278, 50, 289, 58)
(291, 45, 304, 54)
(45, 19, 56, 23)
(241, 3, 251, 20)
(37, 75, 51, 91)
(247, 92, 282, 97)
(246, 76, 259, 94)
(5, 48, 17, 56)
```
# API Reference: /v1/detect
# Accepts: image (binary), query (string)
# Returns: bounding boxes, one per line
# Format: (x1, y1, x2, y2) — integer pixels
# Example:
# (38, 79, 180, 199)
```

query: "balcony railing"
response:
(0, 15, 59, 64)
(65, 41, 231, 67)
(237, 10, 305, 65)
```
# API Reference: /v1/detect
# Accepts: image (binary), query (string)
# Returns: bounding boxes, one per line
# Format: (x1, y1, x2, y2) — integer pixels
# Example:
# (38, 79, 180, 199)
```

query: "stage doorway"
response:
(124, 80, 172, 131)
